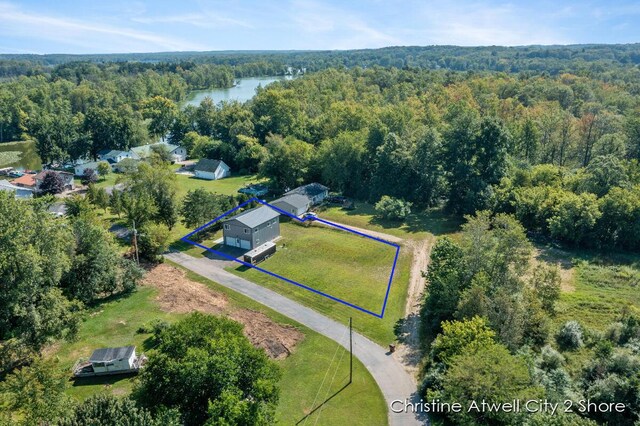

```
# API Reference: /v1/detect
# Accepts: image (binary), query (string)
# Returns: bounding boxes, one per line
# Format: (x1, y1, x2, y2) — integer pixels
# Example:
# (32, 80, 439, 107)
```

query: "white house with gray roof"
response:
(285, 183, 329, 205)
(222, 205, 280, 249)
(271, 193, 312, 216)
(130, 142, 186, 163)
(194, 159, 230, 180)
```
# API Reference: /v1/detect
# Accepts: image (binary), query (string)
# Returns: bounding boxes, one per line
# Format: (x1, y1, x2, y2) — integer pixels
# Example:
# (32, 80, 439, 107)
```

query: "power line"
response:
(303, 327, 348, 426)
(313, 337, 348, 426)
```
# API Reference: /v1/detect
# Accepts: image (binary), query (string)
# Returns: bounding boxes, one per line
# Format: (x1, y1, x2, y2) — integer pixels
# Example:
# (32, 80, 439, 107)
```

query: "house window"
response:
(244, 228, 249, 234)
(224, 224, 230, 230)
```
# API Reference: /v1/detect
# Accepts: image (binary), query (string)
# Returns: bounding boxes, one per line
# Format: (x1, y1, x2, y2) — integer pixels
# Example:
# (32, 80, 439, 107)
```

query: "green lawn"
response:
(227, 222, 411, 345)
(53, 288, 178, 400)
(318, 202, 462, 240)
(50, 265, 388, 425)
(90, 170, 265, 250)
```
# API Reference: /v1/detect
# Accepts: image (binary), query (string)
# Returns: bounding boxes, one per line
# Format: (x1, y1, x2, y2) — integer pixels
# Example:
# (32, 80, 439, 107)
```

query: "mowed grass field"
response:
(50, 268, 388, 425)
(318, 202, 462, 240)
(88, 170, 266, 251)
(227, 222, 411, 345)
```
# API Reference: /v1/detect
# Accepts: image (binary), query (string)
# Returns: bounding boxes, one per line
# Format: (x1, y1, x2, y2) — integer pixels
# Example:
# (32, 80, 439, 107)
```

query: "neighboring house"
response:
(34, 170, 74, 191)
(97, 149, 132, 164)
(0, 179, 34, 199)
(194, 159, 231, 180)
(74, 161, 102, 177)
(223, 205, 280, 249)
(11, 173, 37, 189)
(130, 142, 187, 162)
(271, 194, 312, 216)
(285, 183, 329, 205)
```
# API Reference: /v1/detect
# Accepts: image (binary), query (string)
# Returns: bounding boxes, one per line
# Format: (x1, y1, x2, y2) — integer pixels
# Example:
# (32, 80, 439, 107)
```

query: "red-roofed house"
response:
(11, 173, 37, 189)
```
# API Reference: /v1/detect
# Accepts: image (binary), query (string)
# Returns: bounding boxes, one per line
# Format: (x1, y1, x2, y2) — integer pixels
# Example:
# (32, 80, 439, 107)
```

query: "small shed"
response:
(88, 346, 137, 374)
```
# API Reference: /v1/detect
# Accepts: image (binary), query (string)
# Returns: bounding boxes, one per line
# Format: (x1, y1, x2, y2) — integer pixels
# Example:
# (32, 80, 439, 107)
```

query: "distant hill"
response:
(1, 44, 640, 78)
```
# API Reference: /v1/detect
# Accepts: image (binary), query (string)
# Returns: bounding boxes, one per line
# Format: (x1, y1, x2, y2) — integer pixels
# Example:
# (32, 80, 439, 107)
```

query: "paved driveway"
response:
(166, 251, 424, 425)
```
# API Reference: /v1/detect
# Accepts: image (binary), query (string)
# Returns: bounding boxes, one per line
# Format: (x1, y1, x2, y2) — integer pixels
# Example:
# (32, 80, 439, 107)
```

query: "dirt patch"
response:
(231, 309, 304, 360)
(532, 247, 576, 292)
(142, 263, 228, 314)
(394, 236, 434, 381)
(141, 263, 303, 359)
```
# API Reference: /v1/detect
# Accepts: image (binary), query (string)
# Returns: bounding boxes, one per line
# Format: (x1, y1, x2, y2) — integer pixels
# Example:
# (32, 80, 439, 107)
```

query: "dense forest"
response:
(2, 43, 640, 77)
(1, 45, 640, 425)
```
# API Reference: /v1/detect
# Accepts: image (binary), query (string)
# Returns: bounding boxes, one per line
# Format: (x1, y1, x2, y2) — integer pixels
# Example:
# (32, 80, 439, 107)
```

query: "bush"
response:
(137, 319, 170, 335)
(556, 321, 584, 351)
(81, 168, 97, 185)
(374, 195, 412, 220)
(538, 345, 565, 371)
(138, 223, 171, 261)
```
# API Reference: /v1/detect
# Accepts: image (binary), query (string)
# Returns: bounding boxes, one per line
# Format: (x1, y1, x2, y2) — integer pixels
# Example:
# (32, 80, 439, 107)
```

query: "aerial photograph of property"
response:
(1, 1, 639, 425)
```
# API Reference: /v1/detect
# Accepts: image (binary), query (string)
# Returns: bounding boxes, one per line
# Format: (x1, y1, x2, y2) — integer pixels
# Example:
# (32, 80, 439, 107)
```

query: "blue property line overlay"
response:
(180, 197, 401, 318)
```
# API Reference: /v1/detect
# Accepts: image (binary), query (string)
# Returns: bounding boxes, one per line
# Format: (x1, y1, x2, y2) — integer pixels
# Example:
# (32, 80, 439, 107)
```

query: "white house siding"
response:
(195, 164, 230, 180)
(74, 162, 101, 177)
(171, 147, 187, 162)
(195, 170, 217, 180)
(215, 165, 230, 179)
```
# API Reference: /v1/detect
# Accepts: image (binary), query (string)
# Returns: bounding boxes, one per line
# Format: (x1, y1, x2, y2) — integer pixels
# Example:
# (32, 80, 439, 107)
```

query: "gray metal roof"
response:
(98, 149, 129, 158)
(272, 194, 310, 211)
(195, 158, 224, 173)
(89, 346, 135, 362)
(285, 183, 328, 198)
(225, 205, 280, 228)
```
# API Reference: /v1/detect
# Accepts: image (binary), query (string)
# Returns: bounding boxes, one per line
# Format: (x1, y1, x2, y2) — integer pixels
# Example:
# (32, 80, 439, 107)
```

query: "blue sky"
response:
(0, 0, 638, 54)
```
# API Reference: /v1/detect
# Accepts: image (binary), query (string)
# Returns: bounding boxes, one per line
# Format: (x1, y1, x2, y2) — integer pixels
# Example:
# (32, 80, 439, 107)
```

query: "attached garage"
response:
(224, 237, 251, 249)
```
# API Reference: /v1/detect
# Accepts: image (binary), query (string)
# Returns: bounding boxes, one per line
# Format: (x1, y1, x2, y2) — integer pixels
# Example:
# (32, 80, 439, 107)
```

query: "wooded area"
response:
(1, 44, 640, 425)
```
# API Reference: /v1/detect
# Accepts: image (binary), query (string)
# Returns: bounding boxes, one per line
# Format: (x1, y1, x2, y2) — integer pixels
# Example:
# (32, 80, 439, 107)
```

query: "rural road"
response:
(166, 251, 424, 426)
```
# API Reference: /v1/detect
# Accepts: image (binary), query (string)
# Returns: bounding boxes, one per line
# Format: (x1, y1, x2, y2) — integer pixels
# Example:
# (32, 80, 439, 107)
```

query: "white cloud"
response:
(287, 0, 401, 49)
(0, 1, 207, 53)
(131, 12, 253, 29)
(407, 1, 571, 46)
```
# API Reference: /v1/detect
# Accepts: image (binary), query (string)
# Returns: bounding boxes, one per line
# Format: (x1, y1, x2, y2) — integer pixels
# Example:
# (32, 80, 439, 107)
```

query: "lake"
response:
(0, 140, 42, 170)
(183, 76, 293, 107)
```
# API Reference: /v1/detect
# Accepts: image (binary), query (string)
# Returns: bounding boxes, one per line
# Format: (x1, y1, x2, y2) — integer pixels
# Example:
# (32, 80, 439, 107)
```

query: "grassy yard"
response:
(318, 202, 462, 240)
(93, 168, 264, 199)
(50, 266, 387, 425)
(226, 222, 411, 345)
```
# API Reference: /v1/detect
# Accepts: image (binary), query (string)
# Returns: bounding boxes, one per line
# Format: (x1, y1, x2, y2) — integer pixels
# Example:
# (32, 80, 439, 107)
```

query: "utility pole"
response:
(349, 317, 353, 385)
(132, 220, 139, 265)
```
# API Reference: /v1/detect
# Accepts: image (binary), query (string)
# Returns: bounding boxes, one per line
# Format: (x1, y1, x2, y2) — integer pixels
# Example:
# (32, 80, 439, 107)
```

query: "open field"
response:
(228, 222, 398, 315)
(225, 222, 411, 345)
(317, 203, 462, 240)
(49, 263, 387, 425)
